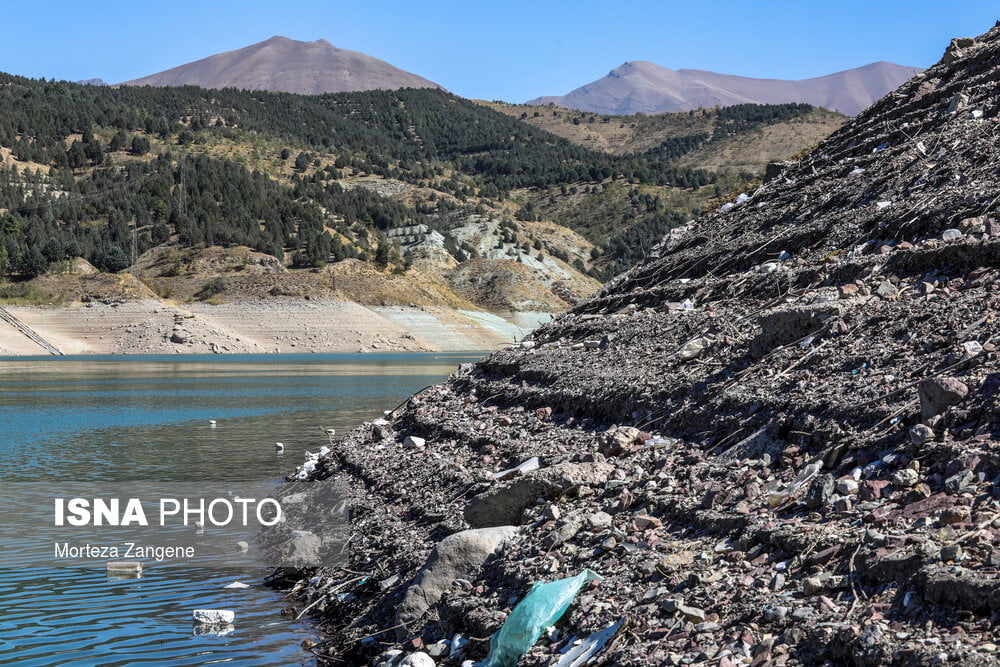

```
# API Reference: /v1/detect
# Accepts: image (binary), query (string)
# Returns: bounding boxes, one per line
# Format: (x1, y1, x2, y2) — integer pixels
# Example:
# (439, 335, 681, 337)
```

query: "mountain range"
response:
(528, 60, 923, 116)
(116, 36, 919, 117)
(120, 36, 442, 95)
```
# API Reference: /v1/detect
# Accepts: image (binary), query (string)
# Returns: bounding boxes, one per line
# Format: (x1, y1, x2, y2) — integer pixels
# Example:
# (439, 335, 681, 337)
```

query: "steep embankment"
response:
(283, 24, 1000, 666)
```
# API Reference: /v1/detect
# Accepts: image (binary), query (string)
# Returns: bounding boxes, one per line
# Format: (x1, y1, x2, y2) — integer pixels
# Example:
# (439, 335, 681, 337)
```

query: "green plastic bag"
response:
(483, 569, 602, 667)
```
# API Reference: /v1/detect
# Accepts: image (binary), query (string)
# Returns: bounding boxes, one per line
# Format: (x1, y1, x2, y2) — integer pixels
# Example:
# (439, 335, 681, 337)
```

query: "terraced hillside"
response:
(283, 23, 1000, 666)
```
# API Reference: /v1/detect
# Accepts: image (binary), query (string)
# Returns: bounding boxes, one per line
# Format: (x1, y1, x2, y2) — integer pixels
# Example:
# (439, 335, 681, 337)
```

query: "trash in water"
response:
(483, 570, 602, 667)
(107, 561, 142, 575)
(193, 609, 235, 624)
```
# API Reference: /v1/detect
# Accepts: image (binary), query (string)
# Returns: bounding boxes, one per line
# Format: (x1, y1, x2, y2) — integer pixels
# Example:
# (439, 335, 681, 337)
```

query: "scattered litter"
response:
(193, 609, 235, 624)
(494, 457, 541, 480)
(555, 617, 626, 667)
(483, 570, 602, 667)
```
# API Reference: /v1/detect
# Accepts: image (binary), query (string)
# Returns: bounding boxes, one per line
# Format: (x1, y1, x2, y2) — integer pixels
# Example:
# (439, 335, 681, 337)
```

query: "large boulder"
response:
(395, 525, 518, 632)
(918, 377, 969, 422)
(463, 462, 613, 528)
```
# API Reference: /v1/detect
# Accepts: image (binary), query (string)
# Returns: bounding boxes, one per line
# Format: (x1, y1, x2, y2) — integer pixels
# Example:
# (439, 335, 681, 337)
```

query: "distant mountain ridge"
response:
(529, 60, 923, 116)
(120, 36, 442, 95)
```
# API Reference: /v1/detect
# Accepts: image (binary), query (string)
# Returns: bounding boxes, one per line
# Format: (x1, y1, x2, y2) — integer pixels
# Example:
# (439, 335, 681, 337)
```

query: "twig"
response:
(844, 542, 865, 619)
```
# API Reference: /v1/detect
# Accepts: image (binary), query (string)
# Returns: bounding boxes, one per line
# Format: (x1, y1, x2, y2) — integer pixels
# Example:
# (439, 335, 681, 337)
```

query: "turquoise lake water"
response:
(0, 353, 480, 666)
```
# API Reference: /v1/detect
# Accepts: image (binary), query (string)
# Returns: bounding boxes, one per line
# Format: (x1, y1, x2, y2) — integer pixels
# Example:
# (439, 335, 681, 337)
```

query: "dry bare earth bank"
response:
(279, 25, 1000, 667)
(0, 300, 549, 356)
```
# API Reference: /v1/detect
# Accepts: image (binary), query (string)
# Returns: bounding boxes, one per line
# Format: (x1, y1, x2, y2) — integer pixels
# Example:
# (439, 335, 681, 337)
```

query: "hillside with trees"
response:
(0, 73, 844, 295)
(0, 74, 726, 285)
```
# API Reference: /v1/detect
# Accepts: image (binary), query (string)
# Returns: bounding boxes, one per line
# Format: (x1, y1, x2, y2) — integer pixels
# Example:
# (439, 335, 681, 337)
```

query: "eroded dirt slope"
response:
(284, 25, 1000, 667)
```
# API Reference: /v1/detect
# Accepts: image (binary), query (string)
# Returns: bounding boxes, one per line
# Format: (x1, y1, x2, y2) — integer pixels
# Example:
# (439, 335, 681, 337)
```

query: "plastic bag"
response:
(483, 569, 602, 667)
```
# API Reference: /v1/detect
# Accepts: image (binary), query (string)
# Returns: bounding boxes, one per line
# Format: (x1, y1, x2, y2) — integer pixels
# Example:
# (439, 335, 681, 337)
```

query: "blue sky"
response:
(2, 1, 996, 101)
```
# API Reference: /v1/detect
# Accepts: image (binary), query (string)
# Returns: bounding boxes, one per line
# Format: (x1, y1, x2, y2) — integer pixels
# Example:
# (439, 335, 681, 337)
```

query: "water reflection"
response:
(0, 352, 479, 666)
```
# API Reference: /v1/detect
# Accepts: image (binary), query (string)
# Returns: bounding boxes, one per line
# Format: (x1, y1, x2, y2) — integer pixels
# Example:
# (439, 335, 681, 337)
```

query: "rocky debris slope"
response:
(281, 24, 1000, 666)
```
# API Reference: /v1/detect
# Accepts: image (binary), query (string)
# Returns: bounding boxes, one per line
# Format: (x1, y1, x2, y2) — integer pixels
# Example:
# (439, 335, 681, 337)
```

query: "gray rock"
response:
(918, 377, 969, 422)
(464, 462, 612, 528)
(910, 423, 935, 444)
(945, 469, 974, 494)
(396, 526, 517, 632)
(678, 337, 710, 361)
(946, 91, 970, 111)
(791, 607, 815, 620)
(545, 519, 582, 548)
(876, 281, 898, 299)
(677, 603, 706, 623)
(892, 468, 920, 487)
(837, 478, 859, 495)
(425, 642, 449, 658)
(277, 530, 322, 567)
(375, 650, 404, 667)
(587, 511, 613, 530)
(806, 474, 835, 508)
(763, 605, 788, 622)
(803, 576, 825, 595)
(599, 426, 642, 457)
(399, 652, 435, 667)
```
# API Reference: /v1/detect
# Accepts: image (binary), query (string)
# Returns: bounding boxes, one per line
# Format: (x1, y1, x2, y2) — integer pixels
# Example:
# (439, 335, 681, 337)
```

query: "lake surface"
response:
(0, 353, 480, 666)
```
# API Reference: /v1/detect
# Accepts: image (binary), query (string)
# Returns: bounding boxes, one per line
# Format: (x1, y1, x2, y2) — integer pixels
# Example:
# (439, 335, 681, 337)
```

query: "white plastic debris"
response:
(877, 201, 892, 210)
(963, 341, 984, 357)
(493, 456, 541, 480)
(193, 609, 235, 624)
(679, 298, 694, 310)
(735, 193, 750, 204)
(759, 262, 780, 274)
(720, 202, 734, 212)
(107, 561, 141, 574)
(849, 167, 866, 177)
(942, 228, 964, 241)
(403, 435, 426, 448)
(970, 109, 984, 119)
(450, 634, 470, 658)
(767, 462, 821, 507)
(224, 581, 250, 589)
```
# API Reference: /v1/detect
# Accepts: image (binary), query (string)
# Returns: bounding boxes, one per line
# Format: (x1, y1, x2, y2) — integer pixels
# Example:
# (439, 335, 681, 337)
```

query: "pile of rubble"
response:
(281, 22, 1000, 666)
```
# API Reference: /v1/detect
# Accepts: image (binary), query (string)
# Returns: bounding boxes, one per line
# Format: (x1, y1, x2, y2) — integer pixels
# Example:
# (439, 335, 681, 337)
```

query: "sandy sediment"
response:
(0, 318, 50, 355)
(0, 300, 543, 356)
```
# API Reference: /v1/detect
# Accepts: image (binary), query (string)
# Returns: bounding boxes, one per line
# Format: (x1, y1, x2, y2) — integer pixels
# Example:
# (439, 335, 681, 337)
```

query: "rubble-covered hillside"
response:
(284, 23, 1000, 667)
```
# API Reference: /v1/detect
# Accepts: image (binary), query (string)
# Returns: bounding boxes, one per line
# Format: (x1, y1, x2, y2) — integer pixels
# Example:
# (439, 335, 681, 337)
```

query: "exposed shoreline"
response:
(0, 300, 550, 357)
